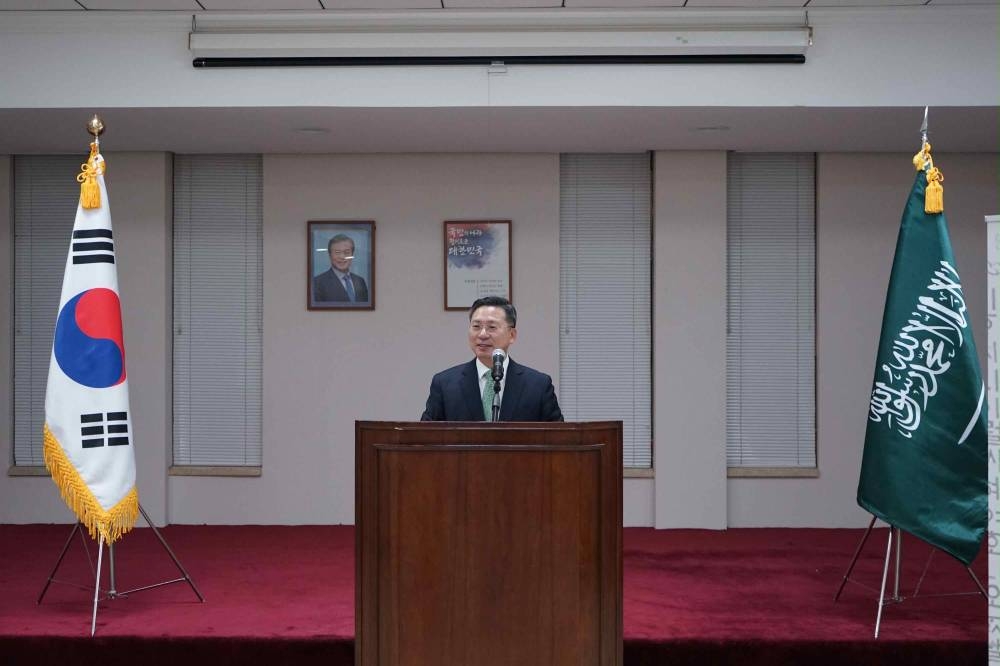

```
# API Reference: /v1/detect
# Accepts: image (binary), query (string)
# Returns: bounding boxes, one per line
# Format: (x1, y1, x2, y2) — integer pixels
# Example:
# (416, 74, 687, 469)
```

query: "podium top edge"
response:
(356, 420, 623, 430)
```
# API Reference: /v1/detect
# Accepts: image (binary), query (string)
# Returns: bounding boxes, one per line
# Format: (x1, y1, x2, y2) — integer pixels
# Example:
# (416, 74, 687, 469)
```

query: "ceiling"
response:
(0, 0, 997, 10)
(2, 106, 996, 155)
(1, 0, 996, 154)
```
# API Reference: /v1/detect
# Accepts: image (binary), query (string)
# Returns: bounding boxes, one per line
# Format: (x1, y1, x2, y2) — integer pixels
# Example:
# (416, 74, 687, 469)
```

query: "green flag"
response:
(858, 164, 987, 565)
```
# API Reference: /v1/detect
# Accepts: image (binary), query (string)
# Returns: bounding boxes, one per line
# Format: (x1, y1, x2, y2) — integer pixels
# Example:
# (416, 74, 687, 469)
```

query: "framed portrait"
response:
(444, 220, 512, 311)
(308, 221, 375, 311)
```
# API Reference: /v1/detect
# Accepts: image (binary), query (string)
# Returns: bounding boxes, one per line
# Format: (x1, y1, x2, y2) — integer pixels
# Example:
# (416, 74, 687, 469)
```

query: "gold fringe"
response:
(76, 142, 105, 210)
(43, 424, 138, 544)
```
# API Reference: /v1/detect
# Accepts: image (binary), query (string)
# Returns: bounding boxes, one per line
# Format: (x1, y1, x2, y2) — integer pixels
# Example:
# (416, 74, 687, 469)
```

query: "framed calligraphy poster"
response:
(443, 220, 511, 311)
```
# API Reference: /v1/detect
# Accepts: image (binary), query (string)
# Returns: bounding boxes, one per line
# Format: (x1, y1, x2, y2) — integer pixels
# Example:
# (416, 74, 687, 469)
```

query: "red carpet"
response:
(0, 525, 986, 664)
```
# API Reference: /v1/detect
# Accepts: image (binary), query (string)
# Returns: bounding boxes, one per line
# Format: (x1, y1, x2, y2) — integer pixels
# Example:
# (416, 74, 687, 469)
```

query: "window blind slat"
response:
(726, 153, 816, 468)
(13, 156, 81, 466)
(173, 155, 262, 467)
(560, 154, 652, 469)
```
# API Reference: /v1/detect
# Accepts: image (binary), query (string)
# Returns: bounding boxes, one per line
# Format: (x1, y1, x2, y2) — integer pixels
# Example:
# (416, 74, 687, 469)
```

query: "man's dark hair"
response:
(327, 234, 355, 254)
(469, 296, 516, 328)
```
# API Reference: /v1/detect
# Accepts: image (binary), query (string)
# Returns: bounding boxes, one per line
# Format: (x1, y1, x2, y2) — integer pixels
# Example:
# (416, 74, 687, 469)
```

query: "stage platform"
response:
(0, 524, 986, 665)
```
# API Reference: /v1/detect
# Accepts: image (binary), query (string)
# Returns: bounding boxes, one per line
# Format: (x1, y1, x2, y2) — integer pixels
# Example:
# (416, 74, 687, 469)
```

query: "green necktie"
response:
(482, 370, 495, 421)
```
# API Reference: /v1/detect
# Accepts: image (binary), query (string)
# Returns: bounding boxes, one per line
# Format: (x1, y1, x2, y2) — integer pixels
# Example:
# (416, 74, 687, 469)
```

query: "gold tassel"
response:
(76, 142, 105, 210)
(43, 424, 138, 543)
(912, 142, 930, 171)
(925, 166, 944, 214)
(913, 141, 944, 214)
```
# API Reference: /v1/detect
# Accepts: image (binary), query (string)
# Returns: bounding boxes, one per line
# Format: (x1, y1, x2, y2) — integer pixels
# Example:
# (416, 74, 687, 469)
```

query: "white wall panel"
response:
(653, 151, 728, 529)
(0, 8, 995, 110)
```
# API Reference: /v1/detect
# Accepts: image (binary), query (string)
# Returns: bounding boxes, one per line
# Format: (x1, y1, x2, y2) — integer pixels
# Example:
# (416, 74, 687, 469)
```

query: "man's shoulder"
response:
(508, 359, 552, 382)
(433, 360, 476, 381)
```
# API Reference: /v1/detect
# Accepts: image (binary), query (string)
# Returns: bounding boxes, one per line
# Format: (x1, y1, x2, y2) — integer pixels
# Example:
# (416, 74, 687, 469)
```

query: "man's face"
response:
(468, 305, 517, 367)
(329, 240, 354, 273)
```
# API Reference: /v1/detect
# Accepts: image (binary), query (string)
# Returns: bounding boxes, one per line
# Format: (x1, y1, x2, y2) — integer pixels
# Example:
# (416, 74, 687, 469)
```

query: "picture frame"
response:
(444, 220, 512, 311)
(308, 221, 376, 311)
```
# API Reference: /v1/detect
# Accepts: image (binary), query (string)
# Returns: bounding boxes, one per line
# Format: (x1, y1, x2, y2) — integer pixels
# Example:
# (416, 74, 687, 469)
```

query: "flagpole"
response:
(874, 528, 893, 639)
(920, 105, 928, 146)
(86, 114, 106, 639)
(892, 527, 902, 602)
(91, 536, 104, 637)
(108, 543, 118, 598)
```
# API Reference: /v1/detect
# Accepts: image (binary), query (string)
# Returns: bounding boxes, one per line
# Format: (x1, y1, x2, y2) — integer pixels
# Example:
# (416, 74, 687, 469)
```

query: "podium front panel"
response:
(356, 421, 622, 666)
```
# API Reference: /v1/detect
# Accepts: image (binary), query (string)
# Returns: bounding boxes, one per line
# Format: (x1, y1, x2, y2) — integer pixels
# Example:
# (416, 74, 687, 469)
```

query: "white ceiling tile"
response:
(0, 0, 81, 8)
(564, 0, 685, 7)
(81, 0, 200, 8)
(805, 0, 924, 6)
(199, 0, 322, 9)
(686, 0, 805, 6)
(322, 0, 440, 7)
(443, 0, 560, 7)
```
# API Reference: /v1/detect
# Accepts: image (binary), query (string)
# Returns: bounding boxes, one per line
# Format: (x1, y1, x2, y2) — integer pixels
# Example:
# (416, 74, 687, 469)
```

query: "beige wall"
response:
(652, 151, 728, 529)
(113, 153, 172, 526)
(167, 153, 561, 524)
(2, 150, 997, 528)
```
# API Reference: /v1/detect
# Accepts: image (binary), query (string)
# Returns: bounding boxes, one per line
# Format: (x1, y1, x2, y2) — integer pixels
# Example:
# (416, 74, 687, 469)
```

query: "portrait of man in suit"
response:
(421, 296, 563, 422)
(311, 231, 372, 308)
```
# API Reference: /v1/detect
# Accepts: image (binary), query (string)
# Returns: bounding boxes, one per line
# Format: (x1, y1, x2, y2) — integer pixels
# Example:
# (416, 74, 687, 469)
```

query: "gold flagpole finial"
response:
(78, 114, 106, 209)
(86, 114, 105, 140)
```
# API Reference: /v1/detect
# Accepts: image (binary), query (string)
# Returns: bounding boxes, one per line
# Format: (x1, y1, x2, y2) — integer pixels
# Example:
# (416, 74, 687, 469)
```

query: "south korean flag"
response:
(43, 145, 138, 544)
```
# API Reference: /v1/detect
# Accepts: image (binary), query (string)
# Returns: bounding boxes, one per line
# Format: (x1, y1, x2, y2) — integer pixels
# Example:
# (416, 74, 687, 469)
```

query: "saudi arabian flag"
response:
(858, 162, 987, 565)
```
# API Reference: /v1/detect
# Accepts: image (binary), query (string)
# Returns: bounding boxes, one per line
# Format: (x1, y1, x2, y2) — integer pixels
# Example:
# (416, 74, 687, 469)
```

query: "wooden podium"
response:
(356, 421, 623, 666)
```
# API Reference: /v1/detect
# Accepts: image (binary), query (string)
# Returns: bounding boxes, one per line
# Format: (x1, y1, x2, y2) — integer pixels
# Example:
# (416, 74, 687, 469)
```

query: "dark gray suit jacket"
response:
(420, 358, 563, 422)
(313, 269, 369, 303)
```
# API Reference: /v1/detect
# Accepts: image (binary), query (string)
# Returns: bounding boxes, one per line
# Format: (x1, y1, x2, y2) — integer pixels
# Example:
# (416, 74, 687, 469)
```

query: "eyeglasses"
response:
(470, 323, 508, 334)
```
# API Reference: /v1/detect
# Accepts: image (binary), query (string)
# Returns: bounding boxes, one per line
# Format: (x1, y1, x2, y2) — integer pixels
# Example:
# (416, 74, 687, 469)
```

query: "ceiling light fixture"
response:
(189, 9, 811, 68)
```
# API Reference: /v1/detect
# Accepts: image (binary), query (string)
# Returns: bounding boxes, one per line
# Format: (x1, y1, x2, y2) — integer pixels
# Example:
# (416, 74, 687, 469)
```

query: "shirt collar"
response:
(476, 353, 510, 379)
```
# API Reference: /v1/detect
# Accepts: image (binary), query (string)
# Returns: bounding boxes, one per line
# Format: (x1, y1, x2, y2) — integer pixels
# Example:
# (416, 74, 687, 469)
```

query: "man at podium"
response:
(421, 296, 563, 422)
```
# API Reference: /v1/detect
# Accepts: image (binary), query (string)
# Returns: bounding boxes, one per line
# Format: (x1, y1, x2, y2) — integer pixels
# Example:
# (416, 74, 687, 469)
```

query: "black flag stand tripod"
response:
(37, 503, 204, 636)
(834, 514, 986, 638)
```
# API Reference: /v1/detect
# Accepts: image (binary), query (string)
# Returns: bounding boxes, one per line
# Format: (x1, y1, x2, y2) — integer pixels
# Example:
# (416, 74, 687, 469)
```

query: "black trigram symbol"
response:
(72, 229, 115, 265)
(80, 412, 130, 449)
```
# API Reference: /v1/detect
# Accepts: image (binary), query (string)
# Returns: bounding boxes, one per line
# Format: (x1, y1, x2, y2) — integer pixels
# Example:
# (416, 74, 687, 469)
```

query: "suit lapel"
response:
(460, 360, 485, 421)
(328, 270, 348, 299)
(499, 359, 523, 421)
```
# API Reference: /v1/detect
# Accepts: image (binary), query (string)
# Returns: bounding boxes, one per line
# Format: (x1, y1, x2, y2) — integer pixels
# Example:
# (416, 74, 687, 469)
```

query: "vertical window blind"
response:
(173, 155, 263, 467)
(12, 156, 81, 466)
(726, 153, 816, 468)
(559, 153, 652, 468)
